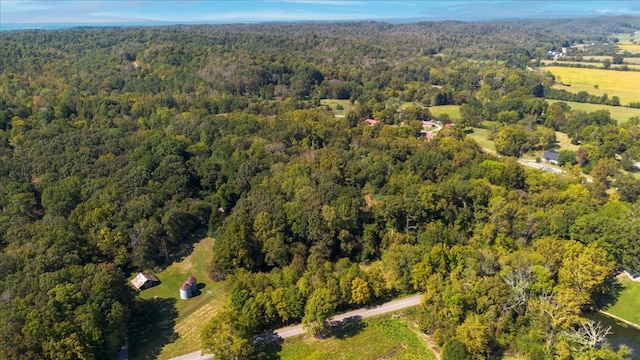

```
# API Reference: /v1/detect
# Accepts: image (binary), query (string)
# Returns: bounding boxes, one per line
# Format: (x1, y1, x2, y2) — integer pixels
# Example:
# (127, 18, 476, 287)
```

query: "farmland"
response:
(545, 66, 640, 105)
(617, 43, 640, 54)
(546, 100, 640, 123)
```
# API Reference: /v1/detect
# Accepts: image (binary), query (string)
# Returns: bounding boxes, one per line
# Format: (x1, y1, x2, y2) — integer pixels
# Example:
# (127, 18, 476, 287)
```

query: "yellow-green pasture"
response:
(545, 66, 640, 106)
(618, 43, 640, 54)
(547, 100, 640, 123)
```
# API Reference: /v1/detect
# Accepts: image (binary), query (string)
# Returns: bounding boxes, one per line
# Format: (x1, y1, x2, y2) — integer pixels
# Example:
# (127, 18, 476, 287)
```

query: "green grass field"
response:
(468, 127, 497, 155)
(604, 276, 640, 326)
(129, 237, 229, 359)
(547, 100, 640, 123)
(257, 314, 437, 360)
(321, 99, 355, 116)
(428, 105, 461, 120)
(613, 33, 637, 44)
(545, 66, 640, 106)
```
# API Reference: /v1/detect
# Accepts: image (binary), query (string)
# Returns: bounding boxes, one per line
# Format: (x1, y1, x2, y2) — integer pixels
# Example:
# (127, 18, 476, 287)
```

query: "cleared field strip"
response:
(541, 60, 640, 70)
(582, 56, 640, 65)
(547, 100, 640, 123)
(131, 237, 229, 359)
(618, 44, 640, 54)
(545, 66, 640, 105)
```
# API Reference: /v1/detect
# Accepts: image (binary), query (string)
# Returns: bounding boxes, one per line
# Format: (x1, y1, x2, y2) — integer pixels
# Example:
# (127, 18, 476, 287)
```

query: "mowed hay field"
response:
(546, 66, 640, 105)
(129, 237, 229, 359)
(547, 100, 640, 123)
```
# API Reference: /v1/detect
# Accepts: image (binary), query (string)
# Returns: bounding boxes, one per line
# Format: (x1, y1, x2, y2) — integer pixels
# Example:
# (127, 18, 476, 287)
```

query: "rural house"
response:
(542, 150, 559, 164)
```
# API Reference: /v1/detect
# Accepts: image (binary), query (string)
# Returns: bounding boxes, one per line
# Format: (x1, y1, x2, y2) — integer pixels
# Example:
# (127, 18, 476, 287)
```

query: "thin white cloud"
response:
(279, 0, 365, 5)
(195, 9, 376, 22)
(1, 0, 52, 12)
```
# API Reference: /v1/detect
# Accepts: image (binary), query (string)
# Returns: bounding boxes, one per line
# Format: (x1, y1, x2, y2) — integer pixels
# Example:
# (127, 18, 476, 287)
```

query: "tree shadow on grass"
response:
(128, 297, 179, 360)
(255, 339, 284, 360)
(593, 275, 625, 310)
(330, 315, 367, 340)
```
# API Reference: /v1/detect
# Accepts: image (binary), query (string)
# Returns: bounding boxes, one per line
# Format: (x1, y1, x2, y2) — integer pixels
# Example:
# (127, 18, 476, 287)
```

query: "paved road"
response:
(169, 294, 423, 360)
(517, 159, 565, 174)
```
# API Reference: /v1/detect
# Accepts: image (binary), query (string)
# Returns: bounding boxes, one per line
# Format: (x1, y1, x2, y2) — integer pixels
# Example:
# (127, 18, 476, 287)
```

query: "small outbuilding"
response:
(131, 272, 160, 291)
(542, 150, 559, 164)
(186, 276, 198, 292)
(179, 283, 192, 300)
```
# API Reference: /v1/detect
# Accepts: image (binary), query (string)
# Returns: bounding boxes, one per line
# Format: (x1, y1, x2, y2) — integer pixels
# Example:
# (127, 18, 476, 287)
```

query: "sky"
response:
(1, 0, 640, 28)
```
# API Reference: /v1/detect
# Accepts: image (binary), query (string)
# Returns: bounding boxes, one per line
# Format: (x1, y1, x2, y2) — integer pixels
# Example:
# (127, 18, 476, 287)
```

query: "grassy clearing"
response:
(321, 99, 354, 116)
(468, 127, 497, 155)
(129, 237, 229, 359)
(428, 105, 461, 120)
(617, 44, 640, 54)
(604, 277, 640, 326)
(613, 33, 637, 44)
(545, 66, 640, 106)
(468, 123, 579, 162)
(258, 313, 436, 360)
(554, 131, 580, 152)
(547, 100, 640, 123)
(540, 60, 640, 70)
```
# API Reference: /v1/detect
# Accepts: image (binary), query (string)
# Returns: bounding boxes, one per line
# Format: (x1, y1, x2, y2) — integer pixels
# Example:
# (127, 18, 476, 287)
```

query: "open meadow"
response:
(613, 33, 637, 44)
(547, 100, 640, 123)
(129, 237, 228, 359)
(257, 313, 437, 360)
(545, 66, 640, 105)
(321, 99, 354, 116)
(467, 126, 497, 155)
(428, 105, 461, 120)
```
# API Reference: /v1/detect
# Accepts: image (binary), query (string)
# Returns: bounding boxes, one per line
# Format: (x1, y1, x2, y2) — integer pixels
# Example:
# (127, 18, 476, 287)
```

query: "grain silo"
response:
(179, 283, 192, 300)
(186, 276, 197, 293)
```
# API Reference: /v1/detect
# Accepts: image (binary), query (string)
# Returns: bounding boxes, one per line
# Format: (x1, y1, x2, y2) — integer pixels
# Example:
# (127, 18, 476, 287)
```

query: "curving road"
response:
(169, 294, 423, 360)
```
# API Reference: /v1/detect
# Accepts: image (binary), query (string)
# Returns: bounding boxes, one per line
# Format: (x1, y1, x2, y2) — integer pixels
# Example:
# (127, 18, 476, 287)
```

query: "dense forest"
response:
(1, 16, 639, 360)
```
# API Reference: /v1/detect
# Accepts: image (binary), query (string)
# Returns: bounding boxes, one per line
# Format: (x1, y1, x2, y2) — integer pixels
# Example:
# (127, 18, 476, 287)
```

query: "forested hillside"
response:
(0, 16, 639, 360)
